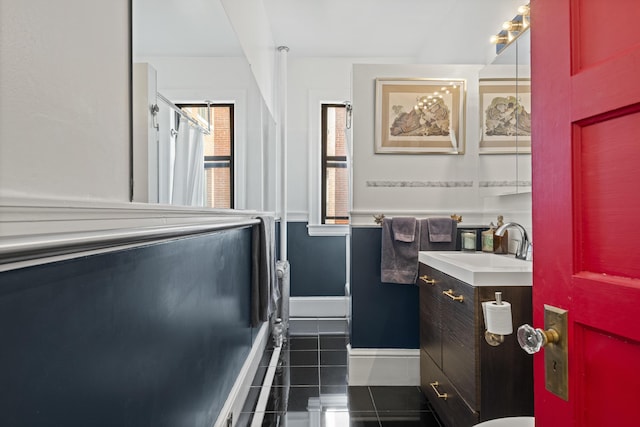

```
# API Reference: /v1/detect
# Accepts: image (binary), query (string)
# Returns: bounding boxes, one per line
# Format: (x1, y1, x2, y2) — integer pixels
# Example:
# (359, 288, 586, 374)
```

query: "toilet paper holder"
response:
(483, 291, 512, 347)
(485, 329, 505, 346)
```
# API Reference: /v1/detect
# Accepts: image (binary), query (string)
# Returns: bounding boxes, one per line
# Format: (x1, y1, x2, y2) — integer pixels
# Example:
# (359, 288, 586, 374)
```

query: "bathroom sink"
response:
(418, 251, 532, 286)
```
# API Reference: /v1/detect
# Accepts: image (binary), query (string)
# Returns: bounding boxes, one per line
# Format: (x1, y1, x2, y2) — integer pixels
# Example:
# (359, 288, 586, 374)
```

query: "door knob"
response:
(517, 305, 569, 401)
(516, 324, 560, 354)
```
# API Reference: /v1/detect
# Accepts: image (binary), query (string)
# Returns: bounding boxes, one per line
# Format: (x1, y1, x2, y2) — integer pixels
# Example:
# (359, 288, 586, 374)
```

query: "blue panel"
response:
(287, 222, 346, 296)
(0, 227, 256, 427)
(350, 227, 419, 349)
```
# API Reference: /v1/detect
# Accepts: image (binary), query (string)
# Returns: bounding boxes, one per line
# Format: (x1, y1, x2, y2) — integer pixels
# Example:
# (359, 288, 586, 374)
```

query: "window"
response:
(321, 104, 349, 224)
(178, 104, 234, 209)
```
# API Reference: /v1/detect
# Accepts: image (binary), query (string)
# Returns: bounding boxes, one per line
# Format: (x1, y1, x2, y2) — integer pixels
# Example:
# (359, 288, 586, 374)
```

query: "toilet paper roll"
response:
(483, 301, 513, 335)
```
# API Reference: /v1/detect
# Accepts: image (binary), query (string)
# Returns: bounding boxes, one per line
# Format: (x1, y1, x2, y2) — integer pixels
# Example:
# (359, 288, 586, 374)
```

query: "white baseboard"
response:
(213, 322, 269, 427)
(348, 346, 420, 386)
(289, 296, 349, 318)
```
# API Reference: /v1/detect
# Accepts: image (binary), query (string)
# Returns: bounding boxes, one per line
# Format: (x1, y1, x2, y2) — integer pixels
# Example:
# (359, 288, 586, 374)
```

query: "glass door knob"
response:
(517, 324, 560, 354)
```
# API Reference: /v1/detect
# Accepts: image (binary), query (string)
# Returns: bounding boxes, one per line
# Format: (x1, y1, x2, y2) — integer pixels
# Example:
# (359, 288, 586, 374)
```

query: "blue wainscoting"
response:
(287, 221, 346, 296)
(350, 226, 419, 349)
(0, 227, 257, 427)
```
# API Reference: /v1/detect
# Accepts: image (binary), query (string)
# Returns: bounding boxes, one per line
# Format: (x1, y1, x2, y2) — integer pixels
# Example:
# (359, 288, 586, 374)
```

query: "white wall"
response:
(287, 58, 352, 219)
(216, 4, 532, 234)
(132, 63, 158, 203)
(0, 0, 531, 240)
(286, 57, 417, 221)
(221, 0, 277, 117)
(351, 63, 531, 227)
(0, 1, 263, 240)
(0, 0, 131, 203)
(135, 56, 275, 211)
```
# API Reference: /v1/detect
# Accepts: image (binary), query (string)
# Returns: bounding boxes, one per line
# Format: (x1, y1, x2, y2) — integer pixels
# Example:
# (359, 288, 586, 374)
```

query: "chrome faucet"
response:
(494, 222, 532, 260)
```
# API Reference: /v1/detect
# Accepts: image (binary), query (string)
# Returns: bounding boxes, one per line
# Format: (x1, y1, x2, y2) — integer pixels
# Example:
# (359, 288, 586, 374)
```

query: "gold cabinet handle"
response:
(419, 275, 435, 285)
(443, 289, 464, 302)
(429, 381, 448, 400)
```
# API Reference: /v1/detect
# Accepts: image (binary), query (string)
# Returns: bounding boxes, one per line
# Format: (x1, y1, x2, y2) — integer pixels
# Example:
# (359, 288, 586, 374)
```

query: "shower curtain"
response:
(171, 116, 205, 206)
(155, 107, 205, 207)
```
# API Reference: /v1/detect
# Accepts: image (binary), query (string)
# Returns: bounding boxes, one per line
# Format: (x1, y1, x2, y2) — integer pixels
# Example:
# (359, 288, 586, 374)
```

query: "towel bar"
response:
(373, 213, 463, 225)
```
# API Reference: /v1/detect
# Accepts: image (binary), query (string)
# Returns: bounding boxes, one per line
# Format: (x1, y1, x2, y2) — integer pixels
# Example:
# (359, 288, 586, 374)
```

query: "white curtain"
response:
(171, 117, 205, 206)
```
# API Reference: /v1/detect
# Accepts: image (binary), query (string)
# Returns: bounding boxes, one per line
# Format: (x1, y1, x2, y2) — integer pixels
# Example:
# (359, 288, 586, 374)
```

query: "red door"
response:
(532, 0, 640, 425)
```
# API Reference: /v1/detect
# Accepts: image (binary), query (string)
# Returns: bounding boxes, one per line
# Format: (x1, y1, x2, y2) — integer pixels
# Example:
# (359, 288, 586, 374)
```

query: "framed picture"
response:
(479, 78, 531, 154)
(375, 78, 466, 154)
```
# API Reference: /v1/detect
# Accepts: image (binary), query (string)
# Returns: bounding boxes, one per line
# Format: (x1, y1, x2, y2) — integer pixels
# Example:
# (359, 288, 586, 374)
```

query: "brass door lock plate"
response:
(544, 304, 569, 400)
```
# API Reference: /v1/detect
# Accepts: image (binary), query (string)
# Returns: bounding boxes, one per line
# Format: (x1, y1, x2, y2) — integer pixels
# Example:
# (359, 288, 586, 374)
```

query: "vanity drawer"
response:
(418, 264, 442, 368)
(440, 276, 478, 409)
(423, 265, 478, 409)
(420, 349, 479, 427)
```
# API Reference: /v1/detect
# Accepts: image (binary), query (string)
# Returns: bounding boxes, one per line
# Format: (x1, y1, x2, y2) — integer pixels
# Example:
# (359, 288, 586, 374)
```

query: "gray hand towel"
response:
(392, 217, 417, 242)
(419, 218, 457, 251)
(381, 218, 420, 284)
(427, 217, 453, 242)
(251, 215, 277, 327)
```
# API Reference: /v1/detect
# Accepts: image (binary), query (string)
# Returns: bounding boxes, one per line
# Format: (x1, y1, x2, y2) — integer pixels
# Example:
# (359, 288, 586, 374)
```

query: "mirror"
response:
(131, 0, 276, 211)
(479, 27, 532, 195)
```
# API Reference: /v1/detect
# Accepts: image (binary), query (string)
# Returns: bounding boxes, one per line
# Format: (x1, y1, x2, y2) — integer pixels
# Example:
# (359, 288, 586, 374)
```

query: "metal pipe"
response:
(0, 219, 259, 266)
(155, 93, 211, 135)
(278, 46, 289, 262)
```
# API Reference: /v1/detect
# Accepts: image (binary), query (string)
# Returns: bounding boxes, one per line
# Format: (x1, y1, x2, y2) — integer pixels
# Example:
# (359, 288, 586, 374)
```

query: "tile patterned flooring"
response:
(236, 319, 443, 427)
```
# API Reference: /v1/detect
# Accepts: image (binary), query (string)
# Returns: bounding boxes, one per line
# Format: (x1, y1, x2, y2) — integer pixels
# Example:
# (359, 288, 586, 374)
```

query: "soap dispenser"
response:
(482, 222, 495, 252)
(493, 215, 509, 254)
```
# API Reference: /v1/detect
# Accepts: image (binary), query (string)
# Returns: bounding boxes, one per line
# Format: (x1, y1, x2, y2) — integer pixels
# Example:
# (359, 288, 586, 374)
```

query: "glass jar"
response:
(482, 226, 495, 252)
(461, 230, 477, 252)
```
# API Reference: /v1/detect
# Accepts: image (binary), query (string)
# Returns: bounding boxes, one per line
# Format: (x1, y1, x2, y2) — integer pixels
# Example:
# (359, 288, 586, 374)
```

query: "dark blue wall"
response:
(287, 221, 346, 296)
(350, 226, 419, 349)
(0, 227, 257, 427)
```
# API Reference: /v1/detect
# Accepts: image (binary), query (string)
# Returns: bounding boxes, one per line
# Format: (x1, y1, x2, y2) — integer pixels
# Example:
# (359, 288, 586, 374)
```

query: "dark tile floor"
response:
(236, 319, 443, 427)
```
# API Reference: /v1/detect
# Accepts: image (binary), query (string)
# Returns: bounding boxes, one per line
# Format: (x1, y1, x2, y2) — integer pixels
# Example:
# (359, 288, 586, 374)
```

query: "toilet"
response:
(474, 417, 535, 427)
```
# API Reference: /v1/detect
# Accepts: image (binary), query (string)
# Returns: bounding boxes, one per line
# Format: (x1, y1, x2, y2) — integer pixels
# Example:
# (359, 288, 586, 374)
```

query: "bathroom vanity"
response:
(418, 252, 533, 427)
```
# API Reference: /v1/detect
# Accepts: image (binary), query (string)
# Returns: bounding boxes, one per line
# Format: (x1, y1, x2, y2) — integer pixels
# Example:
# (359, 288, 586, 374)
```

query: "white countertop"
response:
(419, 251, 532, 287)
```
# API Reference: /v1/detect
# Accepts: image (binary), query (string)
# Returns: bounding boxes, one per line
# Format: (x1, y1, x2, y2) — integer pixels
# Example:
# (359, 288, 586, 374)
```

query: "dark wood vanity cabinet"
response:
(418, 262, 534, 427)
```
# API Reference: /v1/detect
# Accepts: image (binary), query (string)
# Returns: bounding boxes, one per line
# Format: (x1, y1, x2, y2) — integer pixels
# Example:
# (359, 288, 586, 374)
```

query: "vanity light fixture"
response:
(490, 3, 530, 54)
(490, 33, 510, 45)
(502, 19, 524, 32)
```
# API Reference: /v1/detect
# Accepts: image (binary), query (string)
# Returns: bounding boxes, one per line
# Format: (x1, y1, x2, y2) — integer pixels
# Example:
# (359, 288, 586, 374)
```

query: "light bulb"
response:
(491, 34, 508, 44)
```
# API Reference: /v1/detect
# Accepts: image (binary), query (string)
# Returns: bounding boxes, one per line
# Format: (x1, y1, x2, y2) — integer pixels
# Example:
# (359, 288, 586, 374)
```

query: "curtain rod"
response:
(155, 93, 211, 135)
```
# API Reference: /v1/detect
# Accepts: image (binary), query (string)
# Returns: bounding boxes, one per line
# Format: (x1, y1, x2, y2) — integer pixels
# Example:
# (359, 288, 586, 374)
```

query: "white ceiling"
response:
(134, 0, 242, 57)
(134, 0, 525, 63)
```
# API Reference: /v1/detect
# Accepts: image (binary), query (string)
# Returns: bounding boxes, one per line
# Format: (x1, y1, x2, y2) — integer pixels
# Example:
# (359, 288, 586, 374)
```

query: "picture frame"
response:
(374, 78, 466, 154)
(479, 78, 531, 154)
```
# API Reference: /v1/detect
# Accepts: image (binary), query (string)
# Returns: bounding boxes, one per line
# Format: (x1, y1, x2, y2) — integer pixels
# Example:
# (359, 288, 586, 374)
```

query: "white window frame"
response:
(307, 90, 351, 237)
(162, 89, 247, 209)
